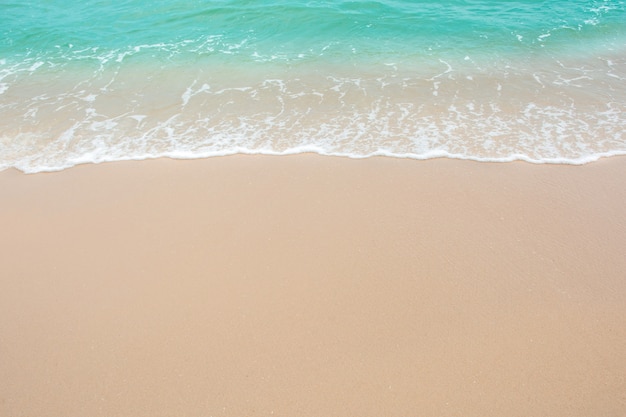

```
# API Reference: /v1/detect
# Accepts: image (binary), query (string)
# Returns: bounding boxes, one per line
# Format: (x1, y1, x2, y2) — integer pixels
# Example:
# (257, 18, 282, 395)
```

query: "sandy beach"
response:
(1, 154, 625, 416)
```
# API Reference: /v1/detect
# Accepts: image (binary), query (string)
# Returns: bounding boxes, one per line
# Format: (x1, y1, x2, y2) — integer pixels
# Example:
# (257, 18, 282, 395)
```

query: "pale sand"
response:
(1, 155, 625, 416)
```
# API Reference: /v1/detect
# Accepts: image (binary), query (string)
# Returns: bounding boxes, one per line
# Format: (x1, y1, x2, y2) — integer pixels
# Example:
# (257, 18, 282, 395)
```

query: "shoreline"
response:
(8, 147, 626, 175)
(4, 48, 626, 174)
(2, 154, 626, 416)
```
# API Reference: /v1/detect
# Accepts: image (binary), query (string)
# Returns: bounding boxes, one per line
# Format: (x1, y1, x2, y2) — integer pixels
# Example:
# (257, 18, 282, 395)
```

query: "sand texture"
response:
(1, 155, 626, 416)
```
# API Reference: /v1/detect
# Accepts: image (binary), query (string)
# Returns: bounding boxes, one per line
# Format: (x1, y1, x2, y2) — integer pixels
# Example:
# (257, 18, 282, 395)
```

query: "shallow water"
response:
(2, 0, 626, 172)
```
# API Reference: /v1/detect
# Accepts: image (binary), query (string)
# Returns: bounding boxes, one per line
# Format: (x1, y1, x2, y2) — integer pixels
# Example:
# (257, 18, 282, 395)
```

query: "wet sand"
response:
(1, 154, 625, 416)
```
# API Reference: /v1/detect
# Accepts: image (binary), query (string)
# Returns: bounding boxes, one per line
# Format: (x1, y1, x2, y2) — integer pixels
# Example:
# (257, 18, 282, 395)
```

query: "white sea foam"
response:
(2, 45, 626, 174)
(28, 61, 44, 72)
(7, 144, 626, 175)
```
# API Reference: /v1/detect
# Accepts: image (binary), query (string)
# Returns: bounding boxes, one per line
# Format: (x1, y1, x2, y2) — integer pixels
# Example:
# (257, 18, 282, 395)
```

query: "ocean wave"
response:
(2, 0, 626, 173)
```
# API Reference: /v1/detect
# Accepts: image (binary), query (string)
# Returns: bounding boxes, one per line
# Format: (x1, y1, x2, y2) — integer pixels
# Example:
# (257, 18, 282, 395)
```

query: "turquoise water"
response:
(2, 0, 626, 172)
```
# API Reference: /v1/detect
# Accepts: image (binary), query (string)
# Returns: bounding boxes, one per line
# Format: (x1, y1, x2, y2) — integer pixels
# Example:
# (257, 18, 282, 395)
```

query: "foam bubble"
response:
(2, 31, 626, 174)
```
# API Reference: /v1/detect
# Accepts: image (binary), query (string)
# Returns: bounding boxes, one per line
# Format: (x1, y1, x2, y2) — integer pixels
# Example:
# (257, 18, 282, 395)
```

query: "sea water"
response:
(1, 0, 625, 173)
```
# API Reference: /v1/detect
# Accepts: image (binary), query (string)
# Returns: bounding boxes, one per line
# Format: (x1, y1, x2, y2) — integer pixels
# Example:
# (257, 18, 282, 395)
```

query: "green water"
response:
(3, 0, 625, 65)
(1, 1, 626, 172)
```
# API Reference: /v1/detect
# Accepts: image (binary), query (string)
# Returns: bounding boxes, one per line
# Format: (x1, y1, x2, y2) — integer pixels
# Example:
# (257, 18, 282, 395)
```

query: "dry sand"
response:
(1, 154, 625, 416)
